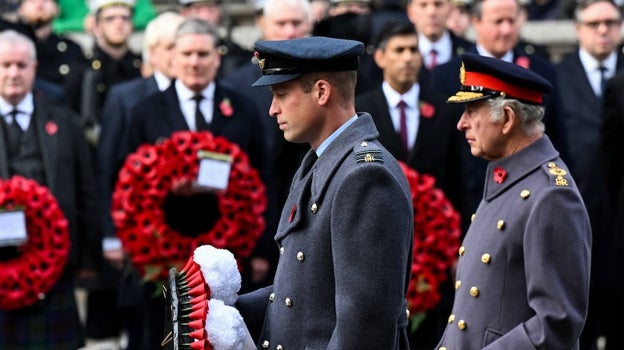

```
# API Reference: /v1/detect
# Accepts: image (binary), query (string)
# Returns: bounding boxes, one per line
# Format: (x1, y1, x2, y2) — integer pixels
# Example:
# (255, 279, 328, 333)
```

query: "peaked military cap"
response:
(447, 52, 553, 105)
(252, 36, 365, 87)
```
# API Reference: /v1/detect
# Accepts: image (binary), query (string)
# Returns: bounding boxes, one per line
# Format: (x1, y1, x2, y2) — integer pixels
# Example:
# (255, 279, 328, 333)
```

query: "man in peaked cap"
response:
(235, 36, 414, 349)
(436, 53, 591, 349)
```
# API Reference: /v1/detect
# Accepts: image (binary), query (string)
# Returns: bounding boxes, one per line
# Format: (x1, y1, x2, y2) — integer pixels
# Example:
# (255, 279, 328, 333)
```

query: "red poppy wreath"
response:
(111, 131, 267, 281)
(399, 162, 461, 317)
(0, 176, 70, 311)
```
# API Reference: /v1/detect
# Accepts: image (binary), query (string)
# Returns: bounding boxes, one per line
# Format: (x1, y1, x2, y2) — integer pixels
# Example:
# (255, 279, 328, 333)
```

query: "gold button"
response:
(520, 189, 530, 199)
(59, 64, 70, 75)
(361, 141, 368, 147)
(548, 162, 556, 168)
(458, 319, 467, 330)
(440, 347, 447, 350)
(280, 247, 284, 255)
(262, 340, 269, 348)
(311, 203, 318, 213)
(91, 60, 101, 70)
(459, 246, 465, 256)
(448, 314, 455, 323)
(471, 213, 476, 221)
(497, 220, 505, 230)
(481, 253, 491, 264)
(269, 293, 275, 302)
(297, 251, 305, 262)
(470, 286, 479, 297)
(455, 280, 461, 290)
(285, 298, 292, 307)
(57, 41, 67, 52)
(276, 345, 283, 350)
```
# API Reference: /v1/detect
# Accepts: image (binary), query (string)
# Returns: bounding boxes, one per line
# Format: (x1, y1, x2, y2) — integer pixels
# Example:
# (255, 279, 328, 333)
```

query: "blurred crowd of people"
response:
(0, 0, 623, 348)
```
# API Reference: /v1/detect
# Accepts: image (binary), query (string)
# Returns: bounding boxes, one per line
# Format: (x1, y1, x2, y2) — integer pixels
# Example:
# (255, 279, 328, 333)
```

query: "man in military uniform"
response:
(16, 0, 86, 103)
(236, 36, 414, 349)
(63, 0, 141, 146)
(436, 53, 591, 349)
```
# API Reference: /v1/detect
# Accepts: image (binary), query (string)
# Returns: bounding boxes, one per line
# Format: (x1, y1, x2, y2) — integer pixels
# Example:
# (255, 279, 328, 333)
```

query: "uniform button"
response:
(57, 41, 67, 52)
(262, 340, 269, 348)
(458, 246, 465, 256)
(285, 298, 293, 307)
(548, 162, 556, 168)
(59, 64, 70, 75)
(280, 247, 284, 255)
(497, 220, 505, 230)
(96, 83, 106, 93)
(276, 345, 283, 350)
(361, 141, 368, 147)
(269, 293, 275, 302)
(439, 347, 447, 350)
(311, 203, 318, 213)
(520, 189, 530, 199)
(481, 253, 491, 264)
(91, 60, 101, 70)
(470, 286, 479, 297)
(458, 319, 467, 330)
(132, 59, 142, 69)
(448, 314, 455, 323)
(455, 280, 461, 290)
(471, 213, 476, 221)
(296, 251, 304, 262)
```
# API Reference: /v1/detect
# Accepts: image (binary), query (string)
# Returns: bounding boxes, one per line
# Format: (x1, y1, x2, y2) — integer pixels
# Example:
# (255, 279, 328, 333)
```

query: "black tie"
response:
(598, 66, 607, 96)
(193, 95, 209, 131)
(5, 109, 23, 154)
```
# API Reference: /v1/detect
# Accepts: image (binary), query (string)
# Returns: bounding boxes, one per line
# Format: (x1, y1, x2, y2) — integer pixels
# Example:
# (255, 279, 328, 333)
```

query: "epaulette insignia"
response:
(546, 162, 569, 187)
(356, 150, 383, 163)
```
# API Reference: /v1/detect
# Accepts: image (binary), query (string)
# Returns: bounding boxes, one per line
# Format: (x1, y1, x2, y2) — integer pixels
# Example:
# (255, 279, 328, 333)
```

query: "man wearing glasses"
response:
(555, 1, 624, 349)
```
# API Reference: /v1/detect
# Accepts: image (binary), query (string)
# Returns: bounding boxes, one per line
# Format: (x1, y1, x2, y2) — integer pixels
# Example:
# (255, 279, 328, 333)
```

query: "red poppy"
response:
(399, 162, 461, 317)
(515, 56, 530, 69)
(112, 131, 266, 281)
(0, 176, 70, 310)
(419, 102, 435, 118)
(219, 98, 234, 117)
(44, 121, 58, 135)
(493, 166, 507, 184)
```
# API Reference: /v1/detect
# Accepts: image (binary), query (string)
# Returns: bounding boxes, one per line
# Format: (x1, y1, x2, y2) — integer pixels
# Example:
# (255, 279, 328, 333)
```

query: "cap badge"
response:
(459, 62, 466, 85)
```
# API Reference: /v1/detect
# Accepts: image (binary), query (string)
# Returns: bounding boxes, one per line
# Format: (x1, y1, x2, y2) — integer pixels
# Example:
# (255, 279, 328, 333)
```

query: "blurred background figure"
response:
(15, 0, 87, 102)
(446, 0, 472, 38)
(53, 0, 155, 33)
(555, 1, 624, 349)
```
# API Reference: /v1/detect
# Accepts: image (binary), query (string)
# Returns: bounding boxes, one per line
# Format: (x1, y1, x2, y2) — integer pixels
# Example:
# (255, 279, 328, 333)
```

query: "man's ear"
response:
(500, 105, 516, 134)
(315, 79, 331, 106)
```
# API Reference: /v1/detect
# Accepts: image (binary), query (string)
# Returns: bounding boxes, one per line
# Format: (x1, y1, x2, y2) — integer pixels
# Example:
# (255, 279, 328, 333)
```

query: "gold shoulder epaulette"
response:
(544, 162, 569, 187)
(354, 141, 383, 164)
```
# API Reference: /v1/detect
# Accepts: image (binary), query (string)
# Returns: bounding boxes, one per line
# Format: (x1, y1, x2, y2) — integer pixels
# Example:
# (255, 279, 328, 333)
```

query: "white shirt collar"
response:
(419, 31, 452, 66)
(476, 45, 514, 63)
(153, 71, 172, 92)
(175, 80, 215, 102)
(382, 81, 420, 109)
(579, 48, 617, 76)
(1, 93, 34, 116)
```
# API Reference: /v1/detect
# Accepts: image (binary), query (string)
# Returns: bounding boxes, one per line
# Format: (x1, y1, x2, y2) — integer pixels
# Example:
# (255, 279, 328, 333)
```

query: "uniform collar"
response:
(483, 135, 559, 201)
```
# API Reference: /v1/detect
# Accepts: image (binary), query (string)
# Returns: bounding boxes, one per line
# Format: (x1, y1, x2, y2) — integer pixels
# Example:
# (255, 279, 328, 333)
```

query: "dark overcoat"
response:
(237, 114, 414, 350)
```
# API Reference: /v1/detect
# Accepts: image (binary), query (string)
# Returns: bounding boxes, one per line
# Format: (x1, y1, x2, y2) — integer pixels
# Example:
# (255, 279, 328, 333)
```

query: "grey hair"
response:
(0, 30, 37, 61)
(264, 0, 311, 21)
(175, 17, 220, 43)
(487, 97, 545, 137)
(142, 11, 185, 62)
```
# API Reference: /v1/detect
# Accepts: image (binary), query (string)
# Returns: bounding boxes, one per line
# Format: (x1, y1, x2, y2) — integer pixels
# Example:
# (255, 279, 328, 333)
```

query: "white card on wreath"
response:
(0, 209, 27, 247)
(197, 151, 232, 191)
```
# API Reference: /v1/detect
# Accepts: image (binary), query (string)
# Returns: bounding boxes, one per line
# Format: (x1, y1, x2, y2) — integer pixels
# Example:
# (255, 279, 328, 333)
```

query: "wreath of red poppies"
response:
(111, 131, 267, 281)
(0, 176, 70, 311)
(399, 162, 461, 316)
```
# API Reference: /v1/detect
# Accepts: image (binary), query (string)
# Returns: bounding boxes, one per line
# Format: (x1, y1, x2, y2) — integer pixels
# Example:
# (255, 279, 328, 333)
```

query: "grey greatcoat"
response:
(436, 136, 591, 350)
(237, 113, 414, 350)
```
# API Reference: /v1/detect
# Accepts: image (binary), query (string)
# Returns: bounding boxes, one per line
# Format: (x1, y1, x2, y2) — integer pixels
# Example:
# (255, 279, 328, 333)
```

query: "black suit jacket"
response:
(355, 86, 471, 231)
(556, 49, 624, 287)
(0, 95, 101, 270)
(98, 75, 160, 238)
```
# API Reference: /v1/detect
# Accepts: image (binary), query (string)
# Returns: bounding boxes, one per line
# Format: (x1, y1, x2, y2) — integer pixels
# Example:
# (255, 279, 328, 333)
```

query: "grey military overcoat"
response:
(237, 113, 414, 350)
(436, 136, 592, 350)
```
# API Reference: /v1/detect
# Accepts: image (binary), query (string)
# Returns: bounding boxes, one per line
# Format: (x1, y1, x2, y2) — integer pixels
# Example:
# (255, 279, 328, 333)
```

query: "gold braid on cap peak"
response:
(460, 62, 466, 85)
(447, 91, 485, 102)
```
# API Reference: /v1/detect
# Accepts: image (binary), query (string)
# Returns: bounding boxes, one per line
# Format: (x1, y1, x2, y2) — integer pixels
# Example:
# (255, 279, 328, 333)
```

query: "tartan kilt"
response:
(0, 270, 85, 349)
